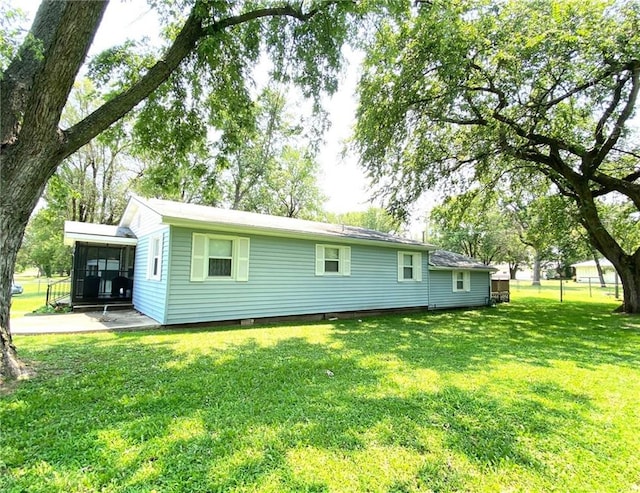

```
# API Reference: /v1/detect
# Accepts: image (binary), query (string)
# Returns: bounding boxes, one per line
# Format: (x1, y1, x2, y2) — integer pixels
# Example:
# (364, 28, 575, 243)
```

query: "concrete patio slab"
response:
(11, 309, 161, 335)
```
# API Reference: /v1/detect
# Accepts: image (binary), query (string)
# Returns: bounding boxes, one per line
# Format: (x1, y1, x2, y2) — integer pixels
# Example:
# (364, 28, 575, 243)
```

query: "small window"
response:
(404, 254, 414, 279)
(208, 238, 233, 277)
(147, 234, 163, 281)
(190, 233, 249, 282)
(452, 270, 471, 292)
(398, 252, 422, 281)
(324, 247, 340, 273)
(316, 245, 351, 276)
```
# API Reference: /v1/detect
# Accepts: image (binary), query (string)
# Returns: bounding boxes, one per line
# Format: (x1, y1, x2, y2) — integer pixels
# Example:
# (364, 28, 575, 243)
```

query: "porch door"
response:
(73, 244, 135, 302)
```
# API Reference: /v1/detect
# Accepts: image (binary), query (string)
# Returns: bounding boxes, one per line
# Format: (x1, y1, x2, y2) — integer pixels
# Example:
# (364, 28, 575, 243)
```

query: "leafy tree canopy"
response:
(18, 208, 71, 278)
(355, 0, 640, 311)
(327, 207, 402, 234)
(428, 192, 515, 265)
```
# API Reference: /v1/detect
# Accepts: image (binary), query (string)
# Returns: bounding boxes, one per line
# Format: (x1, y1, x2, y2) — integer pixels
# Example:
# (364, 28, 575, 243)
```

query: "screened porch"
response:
(64, 221, 138, 306)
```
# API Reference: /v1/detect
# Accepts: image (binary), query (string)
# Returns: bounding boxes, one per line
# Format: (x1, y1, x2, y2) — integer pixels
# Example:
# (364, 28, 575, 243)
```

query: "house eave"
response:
(429, 265, 498, 272)
(161, 216, 435, 251)
(64, 233, 138, 247)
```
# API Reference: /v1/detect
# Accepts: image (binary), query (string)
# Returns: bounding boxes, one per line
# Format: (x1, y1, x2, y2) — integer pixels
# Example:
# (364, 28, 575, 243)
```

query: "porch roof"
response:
(64, 221, 137, 247)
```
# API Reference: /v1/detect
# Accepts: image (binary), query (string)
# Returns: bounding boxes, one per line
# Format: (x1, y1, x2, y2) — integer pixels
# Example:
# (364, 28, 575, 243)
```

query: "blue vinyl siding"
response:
(428, 269, 491, 309)
(164, 226, 429, 324)
(132, 228, 170, 323)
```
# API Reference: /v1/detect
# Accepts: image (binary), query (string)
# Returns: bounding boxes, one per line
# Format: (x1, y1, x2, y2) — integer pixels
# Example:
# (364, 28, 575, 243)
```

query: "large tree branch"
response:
(502, 141, 580, 200)
(10, 1, 108, 158)
(593, 71, 629, 150)
(63, 1, 349, 158)
(493, 109, 587, 157)
(592, 62, 640, 166)
(466, 63, 589, 158)
(541, 63, 623, 109)
(63, 6, 203, 157)
(0, 0, 80, 145)
(611, 146, 640, 160)
(590, 170, 640, 209)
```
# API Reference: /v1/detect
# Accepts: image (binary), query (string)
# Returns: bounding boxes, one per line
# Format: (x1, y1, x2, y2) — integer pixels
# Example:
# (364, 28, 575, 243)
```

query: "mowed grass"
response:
(9, 276, 51, 318)
(1, 288, 639, 492)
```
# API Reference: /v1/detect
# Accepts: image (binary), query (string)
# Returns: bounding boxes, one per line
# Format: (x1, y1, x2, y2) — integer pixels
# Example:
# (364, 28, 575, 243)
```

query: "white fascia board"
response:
(162, 216, 435, 251)
(64, 233, 138, 247)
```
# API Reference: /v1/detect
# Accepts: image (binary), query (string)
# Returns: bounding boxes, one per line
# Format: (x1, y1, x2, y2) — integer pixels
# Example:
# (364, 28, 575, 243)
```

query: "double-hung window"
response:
(208, 238, 233, 277)
(191, 233, 250, 282)
(452, 270, 471, 292)
(397, 251, 422, 282)
(147, 234, 163, 281)
(316, 245, 351, 276)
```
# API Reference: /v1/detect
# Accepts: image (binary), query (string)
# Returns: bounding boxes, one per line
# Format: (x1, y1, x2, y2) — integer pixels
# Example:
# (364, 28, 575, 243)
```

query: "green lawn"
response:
(10, 276, 51, 318)
(1, 289, 638, 492)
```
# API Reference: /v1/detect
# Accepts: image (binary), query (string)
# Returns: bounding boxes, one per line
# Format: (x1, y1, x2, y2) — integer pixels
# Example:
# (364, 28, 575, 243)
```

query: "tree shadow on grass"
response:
(328, 301, 640, 373)
(2, 322, 613, 492)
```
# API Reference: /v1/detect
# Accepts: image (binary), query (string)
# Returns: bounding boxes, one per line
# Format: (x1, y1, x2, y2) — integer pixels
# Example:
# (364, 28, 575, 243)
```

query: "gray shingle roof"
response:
(429, 249, 497, 271)
(136, 197, 434, 249)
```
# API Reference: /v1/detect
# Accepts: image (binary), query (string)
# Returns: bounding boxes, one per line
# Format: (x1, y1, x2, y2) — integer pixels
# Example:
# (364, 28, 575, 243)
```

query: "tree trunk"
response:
(602, 253, 640, 313)
(594, 256, 606, 288)
(0, 161, 46, 380)
(0, 0, 347, 380)
(574, 184, 640, 313)
(508, 262, 519, 280)
(531, 253, 541, 286)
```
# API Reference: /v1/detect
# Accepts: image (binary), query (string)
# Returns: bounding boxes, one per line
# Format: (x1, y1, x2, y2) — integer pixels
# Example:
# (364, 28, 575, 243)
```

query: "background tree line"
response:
(16, 78, 398, 276)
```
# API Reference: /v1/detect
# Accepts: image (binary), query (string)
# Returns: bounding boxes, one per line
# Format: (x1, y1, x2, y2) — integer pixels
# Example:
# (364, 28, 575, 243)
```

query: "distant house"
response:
(64, 196, 496, 325)
(571, 259, 618, 284)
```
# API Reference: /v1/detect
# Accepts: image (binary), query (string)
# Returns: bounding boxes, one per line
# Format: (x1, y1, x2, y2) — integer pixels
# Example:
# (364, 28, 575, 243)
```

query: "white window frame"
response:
(147, 234, 163, 281)
(207, 238, 234, 278)
(397, 251, 422, 282)
(190, 233, 250, 282)
(315, 244, 351, 276)
(452, 270, 471, 292)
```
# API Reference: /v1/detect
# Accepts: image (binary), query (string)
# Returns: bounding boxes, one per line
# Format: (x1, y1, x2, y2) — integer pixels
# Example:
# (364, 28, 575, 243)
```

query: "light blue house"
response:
(428, 250, 498, 309)
(63, 196, 496, 325)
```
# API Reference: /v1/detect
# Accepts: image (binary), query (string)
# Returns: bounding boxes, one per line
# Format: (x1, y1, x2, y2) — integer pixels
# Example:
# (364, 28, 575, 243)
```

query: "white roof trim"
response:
(64, 221, 137, 247)
(124, 195, 435, 251)
(64, 233, 137, 247)
(571, 259, 614, 268)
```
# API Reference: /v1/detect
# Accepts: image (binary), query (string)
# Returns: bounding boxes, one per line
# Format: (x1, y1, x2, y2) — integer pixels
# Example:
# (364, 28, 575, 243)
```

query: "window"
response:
(324, 247, 340, 273)
(147, 234, 163, 281)
(398, 252, 422, 281)
(208, 238, 233, 277)
(316, 245, 351, 276)
(452, 270, 471, 292)
(191, 233, 249, 282)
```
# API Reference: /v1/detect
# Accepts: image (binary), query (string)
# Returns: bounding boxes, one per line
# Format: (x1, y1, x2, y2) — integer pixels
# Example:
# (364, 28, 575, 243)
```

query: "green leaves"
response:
(356, 0, 640, 202)
(354, 0, 640, 310)
(327, 207, 402, 234)
(0, 4, 31, 73)
(19, 206, 71, 277)
(89, 40, 158, 96)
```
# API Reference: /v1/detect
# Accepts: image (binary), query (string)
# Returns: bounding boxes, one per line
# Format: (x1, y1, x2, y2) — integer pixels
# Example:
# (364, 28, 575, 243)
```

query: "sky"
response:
(13, 0, 434, 236)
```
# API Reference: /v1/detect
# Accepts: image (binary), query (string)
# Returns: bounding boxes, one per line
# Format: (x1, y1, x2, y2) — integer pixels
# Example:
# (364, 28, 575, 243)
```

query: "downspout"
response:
(162, 226, 172, 326)
(427, 252, 432, 310)
(70, 244, 77, 305)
